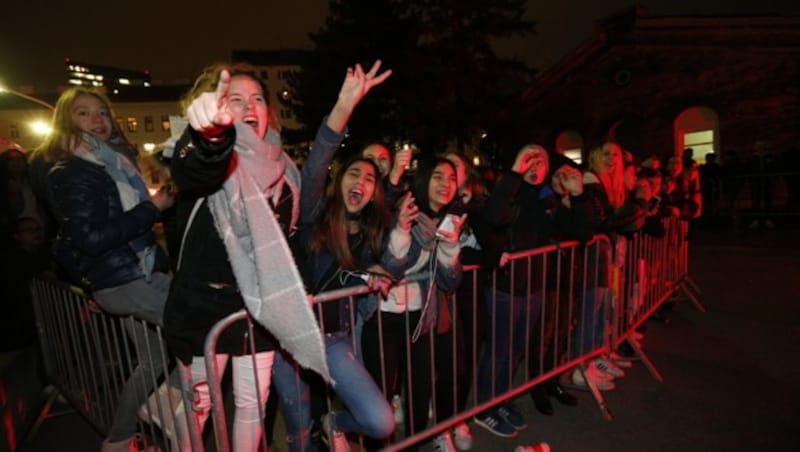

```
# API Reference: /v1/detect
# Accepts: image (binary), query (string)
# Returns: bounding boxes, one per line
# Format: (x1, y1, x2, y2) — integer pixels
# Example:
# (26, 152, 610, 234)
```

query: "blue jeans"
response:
(272, 332, 394, 452)
(578, 287, 609, 354)
(477, 289, 542, 403)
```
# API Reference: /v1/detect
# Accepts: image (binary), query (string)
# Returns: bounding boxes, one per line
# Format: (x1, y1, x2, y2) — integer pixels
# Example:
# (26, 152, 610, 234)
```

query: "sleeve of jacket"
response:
(434, 240, 462, 291)
(48, 164, 160, 257)
(380, 226, 411, 279)
(170, 127, 236, 197)
(299, 118, 346, 225)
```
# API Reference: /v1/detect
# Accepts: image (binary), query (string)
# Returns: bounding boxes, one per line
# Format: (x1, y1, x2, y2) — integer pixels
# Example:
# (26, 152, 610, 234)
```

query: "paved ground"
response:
(15, 226, 800, 451)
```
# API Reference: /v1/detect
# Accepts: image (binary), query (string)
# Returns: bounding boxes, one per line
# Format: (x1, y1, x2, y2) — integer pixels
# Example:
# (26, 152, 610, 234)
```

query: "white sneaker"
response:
(322, 413, 351, 452)
(432, 431, 457, 452)
(571, 368, 616, 391)
(391, 394, 404, 424)
(593, 357, 625, 378)
(452, 422, 473, 450)
(609, 352, 633, 368)
(138, 384, 182, 440)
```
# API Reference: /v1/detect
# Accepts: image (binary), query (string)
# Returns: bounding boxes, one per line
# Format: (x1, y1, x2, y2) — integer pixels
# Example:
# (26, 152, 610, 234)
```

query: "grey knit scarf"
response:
(207, 122, 332, 383)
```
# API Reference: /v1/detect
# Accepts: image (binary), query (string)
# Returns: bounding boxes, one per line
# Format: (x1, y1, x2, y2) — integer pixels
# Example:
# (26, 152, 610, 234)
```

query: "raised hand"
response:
(512, 148, 536, 175)
(558, 165, 584, 196)
(186, 70, 234, 140)
(435, 213, 468, 244)
(396, 191, 419, 231)
(389, 145, 413, 185)
(327, 60, 392, 132)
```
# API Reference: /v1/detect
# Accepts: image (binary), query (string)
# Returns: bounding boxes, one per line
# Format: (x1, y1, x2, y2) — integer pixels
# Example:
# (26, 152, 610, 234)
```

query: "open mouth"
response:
(347, 188, 364, 206)
(242, 116, 259, 132)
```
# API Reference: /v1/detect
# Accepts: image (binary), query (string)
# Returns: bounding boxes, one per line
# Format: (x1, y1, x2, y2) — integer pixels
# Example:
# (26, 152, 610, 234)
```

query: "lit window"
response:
(682, 129, 714, 161)
(127, 117, 138, 133)
(563, 148, 583, 164)
(144, 116, 154, 132)
(160, 115, 170, 131)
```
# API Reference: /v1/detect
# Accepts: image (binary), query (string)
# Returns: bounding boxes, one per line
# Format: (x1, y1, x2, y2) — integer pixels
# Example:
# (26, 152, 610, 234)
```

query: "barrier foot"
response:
(682, 275, 704, 296)
(564, 364, 614, 421)
(679, 278, 706, 313)
(23, 385, 75, 446)
(628, 338, 663, 383)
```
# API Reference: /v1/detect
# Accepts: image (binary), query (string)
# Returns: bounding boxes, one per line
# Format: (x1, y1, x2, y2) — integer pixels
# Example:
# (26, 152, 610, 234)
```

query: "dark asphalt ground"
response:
(17, 226, 800, 452)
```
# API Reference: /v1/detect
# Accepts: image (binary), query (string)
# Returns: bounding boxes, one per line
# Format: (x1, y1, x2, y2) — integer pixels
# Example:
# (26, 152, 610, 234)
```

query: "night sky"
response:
(1, 0, 798, 92)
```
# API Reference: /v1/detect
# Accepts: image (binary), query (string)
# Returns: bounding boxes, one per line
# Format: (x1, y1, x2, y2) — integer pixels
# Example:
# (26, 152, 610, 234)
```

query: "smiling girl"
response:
(34, 87, 174, 452)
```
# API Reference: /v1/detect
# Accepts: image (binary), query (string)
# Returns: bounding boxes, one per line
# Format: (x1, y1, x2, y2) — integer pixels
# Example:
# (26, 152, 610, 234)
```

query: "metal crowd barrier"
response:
(30, 278, 191, 451)
(29, 218, 702, 451)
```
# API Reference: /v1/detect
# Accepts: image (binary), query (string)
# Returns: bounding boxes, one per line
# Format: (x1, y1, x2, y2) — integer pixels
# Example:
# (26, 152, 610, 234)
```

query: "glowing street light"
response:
(29, 120, 52, 136)
(0, 84, 55, 110)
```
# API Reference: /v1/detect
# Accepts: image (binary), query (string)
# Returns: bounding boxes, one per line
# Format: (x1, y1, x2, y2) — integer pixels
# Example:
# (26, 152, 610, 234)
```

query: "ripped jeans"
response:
(176, 352, 274, 452)
(272, 331, 395, 452)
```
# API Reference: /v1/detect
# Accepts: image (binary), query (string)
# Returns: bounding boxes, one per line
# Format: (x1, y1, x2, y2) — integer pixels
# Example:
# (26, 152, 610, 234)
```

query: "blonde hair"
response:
(180, 62, 280, 132)
(588, 142, 626, 209)
(32, 87, 128, 163)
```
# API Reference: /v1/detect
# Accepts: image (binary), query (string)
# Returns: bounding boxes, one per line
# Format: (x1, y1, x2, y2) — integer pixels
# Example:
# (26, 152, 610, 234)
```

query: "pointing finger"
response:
(215, 70, 231, 105)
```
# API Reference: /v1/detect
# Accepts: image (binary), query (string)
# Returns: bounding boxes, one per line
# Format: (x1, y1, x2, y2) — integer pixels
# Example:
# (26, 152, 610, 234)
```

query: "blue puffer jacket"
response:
(48, 156, 168, 292)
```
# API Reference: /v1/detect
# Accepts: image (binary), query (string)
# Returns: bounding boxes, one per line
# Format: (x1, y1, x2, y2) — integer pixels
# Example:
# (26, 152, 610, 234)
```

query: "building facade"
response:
(502, 7, 800, 165)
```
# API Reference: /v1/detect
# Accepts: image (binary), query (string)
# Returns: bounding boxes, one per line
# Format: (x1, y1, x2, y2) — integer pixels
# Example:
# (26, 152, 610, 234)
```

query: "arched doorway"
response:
(674, 106, 720, 162)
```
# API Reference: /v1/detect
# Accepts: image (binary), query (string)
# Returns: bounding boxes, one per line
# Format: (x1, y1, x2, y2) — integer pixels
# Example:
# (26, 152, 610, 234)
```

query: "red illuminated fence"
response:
(28, 218, 701, 451)
(197, 220, 701, 451)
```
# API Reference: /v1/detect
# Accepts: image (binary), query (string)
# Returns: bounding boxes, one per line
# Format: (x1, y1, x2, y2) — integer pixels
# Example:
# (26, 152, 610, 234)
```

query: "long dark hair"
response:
(411, 156, 457, 218)
(308, 156, 388, 270)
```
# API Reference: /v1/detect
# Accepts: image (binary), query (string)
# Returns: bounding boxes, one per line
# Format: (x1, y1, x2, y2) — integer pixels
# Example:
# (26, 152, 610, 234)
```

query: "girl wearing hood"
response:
(472, 144, 568, 437)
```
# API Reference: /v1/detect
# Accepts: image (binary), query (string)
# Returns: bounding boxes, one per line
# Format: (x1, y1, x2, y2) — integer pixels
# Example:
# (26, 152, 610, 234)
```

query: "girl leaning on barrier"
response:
(31, 87, 175, 452)
(361, 156, 465, 451)
(163, 61, 390, 452)
(272, 155, 402, 452)
(574, 142, 649, 390)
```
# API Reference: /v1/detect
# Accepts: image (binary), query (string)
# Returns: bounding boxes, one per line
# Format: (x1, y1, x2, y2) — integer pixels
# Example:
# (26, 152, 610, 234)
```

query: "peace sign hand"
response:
(186, 70, 234, 140)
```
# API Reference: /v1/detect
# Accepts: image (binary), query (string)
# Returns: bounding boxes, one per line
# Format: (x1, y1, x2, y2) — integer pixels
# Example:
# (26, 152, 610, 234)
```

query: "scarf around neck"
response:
(75, 134, 157, 281)
(206, 122, 331, 384)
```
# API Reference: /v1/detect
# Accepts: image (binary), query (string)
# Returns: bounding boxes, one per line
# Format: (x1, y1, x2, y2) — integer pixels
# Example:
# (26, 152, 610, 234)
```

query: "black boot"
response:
(545, 380, 577, 407)
(530, 385, 554, 415)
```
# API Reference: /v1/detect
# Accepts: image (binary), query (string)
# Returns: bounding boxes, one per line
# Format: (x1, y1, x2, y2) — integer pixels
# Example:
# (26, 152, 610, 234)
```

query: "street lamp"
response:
(0, 84, 54, 110)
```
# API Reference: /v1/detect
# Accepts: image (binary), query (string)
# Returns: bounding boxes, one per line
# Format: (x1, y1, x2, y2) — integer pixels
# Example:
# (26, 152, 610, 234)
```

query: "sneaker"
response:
(570, 368, 616, 391)
(585, 362, 615, 381)
(593, 357, 625, 378)
(473, 411, 518, 438)
(496, 402, 527, 430)
(391, 394, 404, 425)
(452, 422, 473, 450)
(609, 352, 633, 368)
(321, 413, 351, 452)
(432, 431, 457, 452)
